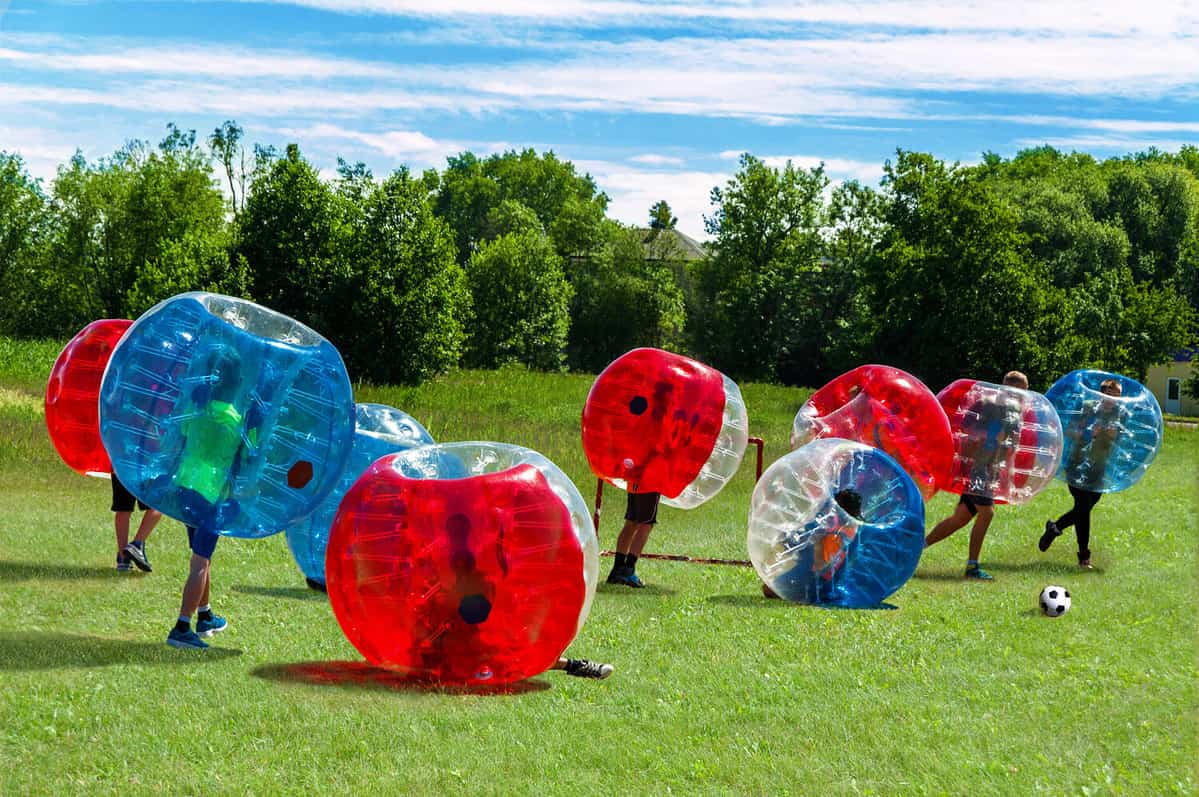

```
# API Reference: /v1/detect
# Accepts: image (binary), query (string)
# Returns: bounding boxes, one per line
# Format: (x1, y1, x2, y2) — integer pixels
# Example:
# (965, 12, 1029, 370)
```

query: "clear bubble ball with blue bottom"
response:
(748, 439, 925, 608)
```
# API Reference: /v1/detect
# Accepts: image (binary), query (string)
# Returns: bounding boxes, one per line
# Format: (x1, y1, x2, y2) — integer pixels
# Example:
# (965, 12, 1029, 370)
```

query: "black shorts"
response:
(111, 476, 149, 512)
(625, 492, 660, 525)
(959, 493, 994, 516)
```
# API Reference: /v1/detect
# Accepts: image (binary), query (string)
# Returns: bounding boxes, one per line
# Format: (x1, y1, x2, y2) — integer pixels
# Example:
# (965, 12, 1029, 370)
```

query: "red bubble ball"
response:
(45, 319, 132, 477)
(581, 348, 748, 507)
(326, 443, 595, 686)
(790, 364, 953, 499)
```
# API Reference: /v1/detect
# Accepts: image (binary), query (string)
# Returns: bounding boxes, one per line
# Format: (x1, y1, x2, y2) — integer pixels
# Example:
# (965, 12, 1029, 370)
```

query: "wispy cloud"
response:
(629, 153, 685, 166)
(248, 0, 1199, 37)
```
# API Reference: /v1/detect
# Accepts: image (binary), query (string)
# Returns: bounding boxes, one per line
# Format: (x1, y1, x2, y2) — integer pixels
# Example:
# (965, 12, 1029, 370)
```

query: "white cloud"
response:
(719, 151, 884, 183)
(248, 0, 1199, 37)
(629, 153, 685, 166)
(274, 123, 511, 167)
(577, 160, 728, 241)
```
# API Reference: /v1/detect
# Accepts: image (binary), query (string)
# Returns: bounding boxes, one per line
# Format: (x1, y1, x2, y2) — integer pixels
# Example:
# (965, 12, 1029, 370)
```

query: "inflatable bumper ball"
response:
(936, 379, 1063, 504)
(581, 348, 749, 509)
(748, 439, 925, 608)
(99, 292, 355, 537)
(286, 403, 434, 586)
(45, 319, 132, 477)
(790, 364, 952, 499)
(326, 442, 599, 685)
(1045, 370, 1163, 493)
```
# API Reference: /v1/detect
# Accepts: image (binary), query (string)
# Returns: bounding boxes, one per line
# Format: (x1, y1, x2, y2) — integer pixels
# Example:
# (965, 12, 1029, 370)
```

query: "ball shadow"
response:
(250, 660, 552, 696)
(0, 631, 243, 670)
(0, 559, 124, 582)
(232, 584, 328, 602)
(705, 594, 898, 611)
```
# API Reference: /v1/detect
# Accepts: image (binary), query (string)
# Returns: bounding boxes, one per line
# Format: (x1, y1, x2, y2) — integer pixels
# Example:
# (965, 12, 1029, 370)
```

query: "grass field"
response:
(1, 337, 1196, 795)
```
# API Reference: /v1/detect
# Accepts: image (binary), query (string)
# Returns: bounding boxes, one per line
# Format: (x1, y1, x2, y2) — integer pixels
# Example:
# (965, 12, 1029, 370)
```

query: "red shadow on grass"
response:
(250, 660, 551, 696)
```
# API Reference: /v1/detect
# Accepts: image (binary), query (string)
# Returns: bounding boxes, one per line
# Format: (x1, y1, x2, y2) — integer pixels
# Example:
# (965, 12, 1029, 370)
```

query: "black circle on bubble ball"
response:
(458, 594, 492, 624)
(629, 396, 648, 415)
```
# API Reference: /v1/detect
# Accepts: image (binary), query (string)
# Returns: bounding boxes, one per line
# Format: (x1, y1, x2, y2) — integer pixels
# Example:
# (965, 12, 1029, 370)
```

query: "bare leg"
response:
(925, 503, 973, 547)
(966, 505, 995, 562)
(179, 554, 211, 619)
(627, 523, 654, 557)
(114, 511, 132, 554)
(613, 519, 640, 553)
(132, 509, 162, 544)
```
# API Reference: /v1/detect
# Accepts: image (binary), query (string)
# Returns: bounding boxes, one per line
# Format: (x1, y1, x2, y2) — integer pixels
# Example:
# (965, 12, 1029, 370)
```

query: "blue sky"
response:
(1, 0, 1197, 239)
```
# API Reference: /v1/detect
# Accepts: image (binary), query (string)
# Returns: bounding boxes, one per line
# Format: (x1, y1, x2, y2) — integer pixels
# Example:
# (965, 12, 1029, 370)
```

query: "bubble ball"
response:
(326, 442, 599, 685)
(936, 379, 1063, 504)
(285, 403, 434, 586)
(748, 438, 925, 608)
(581, 347, 748, 509)
(1045, 370, 1163, 493)
(790, 364, 953, 499)
(45, 319, 132, 477)
(99, 292, 355, 537)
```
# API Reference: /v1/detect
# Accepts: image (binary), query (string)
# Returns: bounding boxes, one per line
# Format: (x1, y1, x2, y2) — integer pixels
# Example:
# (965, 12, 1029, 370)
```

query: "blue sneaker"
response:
(964, 564, 994, 581)
(167, 628, 209, 650)
(116, 554, 132, 572)
(195, 615, 228, 637)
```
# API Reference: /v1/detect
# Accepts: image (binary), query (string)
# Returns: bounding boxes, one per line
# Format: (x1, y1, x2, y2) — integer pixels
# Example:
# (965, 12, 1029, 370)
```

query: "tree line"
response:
(1, 122, 1196, 391)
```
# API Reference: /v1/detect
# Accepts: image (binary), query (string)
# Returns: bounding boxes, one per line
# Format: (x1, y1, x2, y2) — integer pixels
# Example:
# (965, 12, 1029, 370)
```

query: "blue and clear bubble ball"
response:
(99, 292, 355, 537)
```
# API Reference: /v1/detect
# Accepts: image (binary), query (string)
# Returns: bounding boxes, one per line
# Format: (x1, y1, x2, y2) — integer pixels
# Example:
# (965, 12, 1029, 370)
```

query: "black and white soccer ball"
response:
(1039, 585, 1071, 617)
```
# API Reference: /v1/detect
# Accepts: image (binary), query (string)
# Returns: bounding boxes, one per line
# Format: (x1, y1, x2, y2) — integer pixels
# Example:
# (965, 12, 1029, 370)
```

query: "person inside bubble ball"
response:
(924, 370, 1029, 580)
(166, 348, 251, 650)
(1039, 378, 1125, 569)
(762, 488, 865, 602)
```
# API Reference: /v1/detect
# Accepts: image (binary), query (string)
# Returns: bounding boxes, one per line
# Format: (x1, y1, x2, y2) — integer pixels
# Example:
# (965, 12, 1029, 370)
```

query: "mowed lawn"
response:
(0, 338, 1195, 796)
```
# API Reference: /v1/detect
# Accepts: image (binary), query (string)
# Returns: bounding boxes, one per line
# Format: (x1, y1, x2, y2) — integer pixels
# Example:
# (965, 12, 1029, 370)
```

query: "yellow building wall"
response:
(1146, 361, 1199, 416)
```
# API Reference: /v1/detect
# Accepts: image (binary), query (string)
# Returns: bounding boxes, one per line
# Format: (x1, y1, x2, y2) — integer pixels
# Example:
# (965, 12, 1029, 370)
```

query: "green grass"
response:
(1, 339, 1196, 795)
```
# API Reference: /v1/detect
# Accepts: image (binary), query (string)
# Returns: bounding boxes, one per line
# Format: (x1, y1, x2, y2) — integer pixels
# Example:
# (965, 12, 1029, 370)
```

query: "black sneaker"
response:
(605, 566, 630, 585)
(305, 578, 328, 593)
(116, 554, 132, 572)
(1038, 520, 1061, 552)
(124, 541, 152, 572)
(564, 659, 614, 679)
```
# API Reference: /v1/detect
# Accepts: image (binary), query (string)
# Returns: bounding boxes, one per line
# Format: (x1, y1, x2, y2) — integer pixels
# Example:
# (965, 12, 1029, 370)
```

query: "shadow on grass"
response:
(0, 631, 242, 670)
(232, 584, 327, 602)
(251, 661, 551, 696)
(0, 559, 123, 582)
(596, 582, 677, 597)
(705, 594, 898, 610)
(914, 560, 1102, 580)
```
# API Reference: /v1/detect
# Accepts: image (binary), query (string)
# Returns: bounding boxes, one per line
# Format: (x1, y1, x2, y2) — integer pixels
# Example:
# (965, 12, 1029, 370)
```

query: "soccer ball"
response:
(1040, 585, 1071, 617)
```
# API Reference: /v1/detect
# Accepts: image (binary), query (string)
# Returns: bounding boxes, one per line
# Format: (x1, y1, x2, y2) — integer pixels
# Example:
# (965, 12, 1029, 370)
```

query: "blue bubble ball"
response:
(99, 292, 355, 537)
(748, 439, 925, 608)
(1045, 369, 1163, 493)
(286, 403, 434, 584)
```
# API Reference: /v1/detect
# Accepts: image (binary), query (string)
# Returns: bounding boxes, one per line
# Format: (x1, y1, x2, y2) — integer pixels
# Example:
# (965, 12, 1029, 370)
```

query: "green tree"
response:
(648, 200, 677, 230)
(43, 125, 233, 328)
(435, 149, 609, 262)
(862, 150, 1081, 387)
(0, 153, 59, 336)
(341, 169, 470, 383)
(208, 120, 247, 214)
(697, 153, 831, 384)
(567, 222, 687, 371)
(465, 228, 572, 370)
(237, 143, 346, 334)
